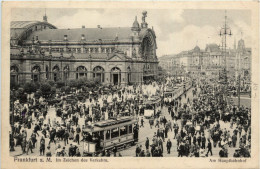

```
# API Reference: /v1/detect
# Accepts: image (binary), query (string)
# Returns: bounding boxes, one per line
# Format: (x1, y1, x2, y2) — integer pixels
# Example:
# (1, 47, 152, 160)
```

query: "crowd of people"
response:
(9, 75, 251, 158)
(133, 77, 251, 158)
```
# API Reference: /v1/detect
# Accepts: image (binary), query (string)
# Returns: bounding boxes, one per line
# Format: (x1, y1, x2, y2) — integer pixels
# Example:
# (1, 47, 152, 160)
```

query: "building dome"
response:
(194, 45, 200, 52)
(132, 16, 139, 28)
(238, 39, 245, 50)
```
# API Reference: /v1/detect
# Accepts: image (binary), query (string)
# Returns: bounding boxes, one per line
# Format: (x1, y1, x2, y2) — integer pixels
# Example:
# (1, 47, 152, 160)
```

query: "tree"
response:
(23, 82, 37, 94)
(68, 79, 77, 88)
(47, 80, 55, 87)
(65, 86, 71, 94)
(93, 77, 101, 85)
(40, 83, 52, 98)
(56, 80, 65, 88)
(10, 81, 19, 90)
(35, 90, 42, 99)
(51, 87, 56, 95)
(86, 80, 94, 88)
(77, 77, 88, 89)
(14, 88, 27, 104)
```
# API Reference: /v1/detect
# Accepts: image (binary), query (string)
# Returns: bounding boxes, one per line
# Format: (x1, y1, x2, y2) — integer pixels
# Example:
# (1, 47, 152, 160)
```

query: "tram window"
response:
(92, 132, 100, 142)
(129, 125, 133, 133)
(111, 128, 119, 139)
(100, 131, 104, 140)
(120, 126, 127, 136)
(106, 130, 110, 140)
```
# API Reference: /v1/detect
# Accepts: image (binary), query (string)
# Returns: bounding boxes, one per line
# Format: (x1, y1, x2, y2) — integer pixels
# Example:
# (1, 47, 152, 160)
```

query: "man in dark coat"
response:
(21, 138, 27, 154)
(232, 134, 237, 148)
(193, 135, 197, 145)
(174, 125, 179, 139)
(63, 129, 69, 146)
(33, 124, 40, 136)
(153, 148, 159, 157)
(158, 147, 163, 157)
(206, 139, 213, 156)
(40, 137, 45, 156)
(26, 138, 33, 155)
(166, 139, 172, 154)
(165, 126, 169, 138)
(178, 142, 185, 157)
(135, 145, 141, 157)
(201, 134, 206, 149)
(112, 146, 117, 157)
(49, 128, 56, 145)
(197, 134, 201, 147)
(219, 146, 225, 157)
(140, 117, 144, 128)
(158, 138, 163, 153)
(145, 137, 150, 150)
(69, 144, 75, 157)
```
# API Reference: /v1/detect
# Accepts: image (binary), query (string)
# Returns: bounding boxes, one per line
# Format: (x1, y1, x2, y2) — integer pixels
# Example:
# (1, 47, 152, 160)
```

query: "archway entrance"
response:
(113, 74, 119, 85)
(32, 65, 41, 82)
(127, 66, 131, 85)
(93, 66, 105, 83)
(52, 65, 60, 82)
(111, 67, 121, 85)
(76, 66, 87, 79)
(11, 65, 19, 84)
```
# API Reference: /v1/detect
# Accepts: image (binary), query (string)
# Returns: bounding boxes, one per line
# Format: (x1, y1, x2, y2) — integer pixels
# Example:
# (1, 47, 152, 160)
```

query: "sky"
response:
(11, 8, 251, 57)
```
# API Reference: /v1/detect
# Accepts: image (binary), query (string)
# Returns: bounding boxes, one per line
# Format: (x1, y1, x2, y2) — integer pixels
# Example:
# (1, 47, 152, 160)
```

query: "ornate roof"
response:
(193, 45, 200, 52)
(27, 27, 133, 41)
(131, 16, 140, 32)
(205, 43, 220, 52)
(11, 21, 57, 40)
(11, 21, 41, 29)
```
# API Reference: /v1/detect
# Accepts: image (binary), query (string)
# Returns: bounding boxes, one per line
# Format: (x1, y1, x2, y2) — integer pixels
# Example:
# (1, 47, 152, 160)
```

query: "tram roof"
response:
(83, 116, 137, 132)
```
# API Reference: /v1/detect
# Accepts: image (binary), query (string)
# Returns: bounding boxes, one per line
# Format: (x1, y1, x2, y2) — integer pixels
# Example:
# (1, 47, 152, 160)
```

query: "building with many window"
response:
(159, 40, 251, 79)
(10, 11, 158, 86)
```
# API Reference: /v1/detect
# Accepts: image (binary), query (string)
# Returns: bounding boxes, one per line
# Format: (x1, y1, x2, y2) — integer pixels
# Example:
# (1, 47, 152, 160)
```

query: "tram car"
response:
(173, 85, 184, 99)
(82, 116, 138, 156)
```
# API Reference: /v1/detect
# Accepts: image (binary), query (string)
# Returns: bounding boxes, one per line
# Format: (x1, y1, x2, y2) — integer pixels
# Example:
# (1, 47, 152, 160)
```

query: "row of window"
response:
(41, 47, 116, 53)
(103, 125, 133, 140)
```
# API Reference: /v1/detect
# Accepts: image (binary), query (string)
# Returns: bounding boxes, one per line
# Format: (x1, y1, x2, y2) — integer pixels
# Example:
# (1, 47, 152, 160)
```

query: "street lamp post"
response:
(219, 10, 232, 102)
(238, 73, 241, 107)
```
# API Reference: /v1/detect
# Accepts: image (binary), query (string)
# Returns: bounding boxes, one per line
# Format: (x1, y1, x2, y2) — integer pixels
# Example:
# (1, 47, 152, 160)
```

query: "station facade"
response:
(10, 11, 158, 86)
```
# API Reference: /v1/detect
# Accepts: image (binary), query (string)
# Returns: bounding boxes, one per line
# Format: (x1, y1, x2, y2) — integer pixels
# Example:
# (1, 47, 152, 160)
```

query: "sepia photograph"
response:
(1, 1, 259, 169)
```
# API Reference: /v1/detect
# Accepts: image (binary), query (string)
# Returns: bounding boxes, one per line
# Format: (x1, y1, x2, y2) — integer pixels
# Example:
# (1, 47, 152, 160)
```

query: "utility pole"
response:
(219, 10, 232, 102)
(238, 73, 241, 107)
(237, 40, 242, 107)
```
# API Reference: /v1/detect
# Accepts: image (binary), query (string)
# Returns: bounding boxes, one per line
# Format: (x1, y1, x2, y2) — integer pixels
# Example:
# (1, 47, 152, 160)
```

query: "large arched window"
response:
(127, 66, 131, 84)
(110, 67, 121, 85)
(10, 65, 19, 84)
(76, 66, 87, 79)
(52, 65, 60, 82)
(64, 65, 70, 81)
(141, 32, 156, 61)
(31, 65, 41, 82)
(93, 66, 105, 83)
(45, 65, 49, 80)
